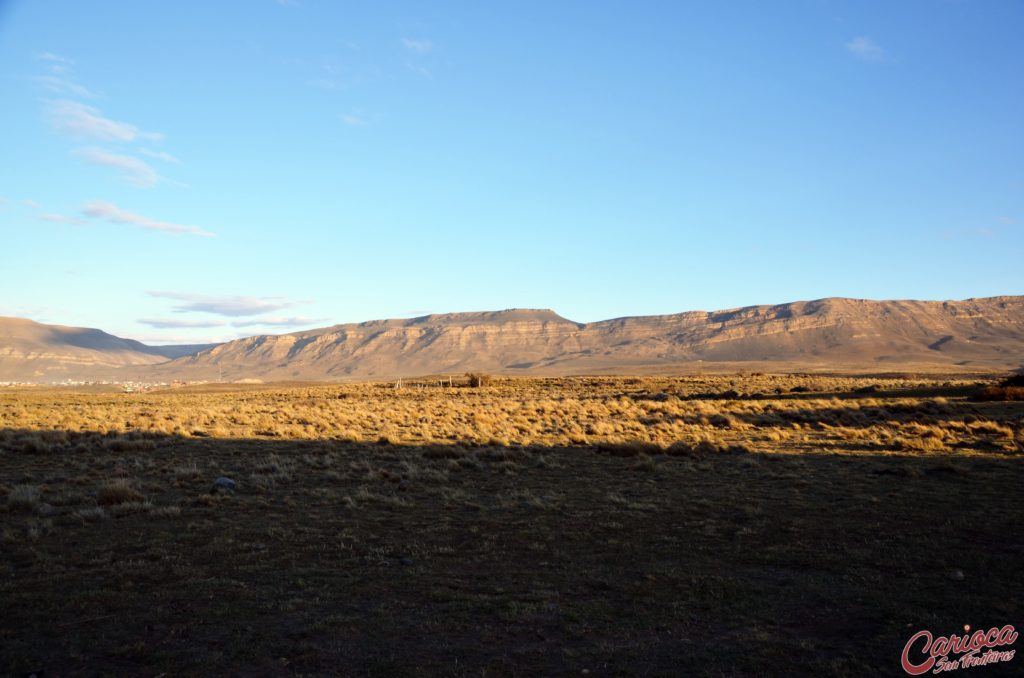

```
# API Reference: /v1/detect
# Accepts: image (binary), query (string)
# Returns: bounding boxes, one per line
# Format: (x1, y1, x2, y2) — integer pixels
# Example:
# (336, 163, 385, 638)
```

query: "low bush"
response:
(974, 386, 1024, 402)
(96, 479, 145, 506)
(466, 372, 492, 387)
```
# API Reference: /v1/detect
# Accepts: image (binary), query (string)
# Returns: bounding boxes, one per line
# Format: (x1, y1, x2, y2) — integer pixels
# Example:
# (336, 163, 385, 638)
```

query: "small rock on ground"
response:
(211, 477, 237, 493)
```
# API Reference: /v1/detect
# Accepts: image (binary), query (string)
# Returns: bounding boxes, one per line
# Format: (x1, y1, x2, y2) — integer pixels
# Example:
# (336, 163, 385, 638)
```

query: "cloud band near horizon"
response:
(147, 291, 305, 317)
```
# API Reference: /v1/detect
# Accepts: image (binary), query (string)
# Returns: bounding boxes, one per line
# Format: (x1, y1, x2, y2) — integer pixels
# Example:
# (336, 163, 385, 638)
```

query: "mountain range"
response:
(2, 296, 1023, 382)
(0, 316, 213, 382)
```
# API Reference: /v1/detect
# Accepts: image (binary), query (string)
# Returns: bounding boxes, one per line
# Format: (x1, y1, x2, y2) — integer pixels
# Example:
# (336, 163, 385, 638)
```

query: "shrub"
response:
(597, 440, 664, 457)
(422, 444, 464, 460)
(666, 440, 750, 457)
(466, 372, 492, 387)
(974, 386, 1024, 402)
(96, 479, 145, 506)
(102, 436, 155, 452)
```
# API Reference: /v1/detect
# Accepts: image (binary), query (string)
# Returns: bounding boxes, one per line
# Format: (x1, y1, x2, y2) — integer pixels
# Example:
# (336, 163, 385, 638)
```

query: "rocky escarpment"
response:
(146, 297, 1024, 380)
(5, 297, 1022, 382)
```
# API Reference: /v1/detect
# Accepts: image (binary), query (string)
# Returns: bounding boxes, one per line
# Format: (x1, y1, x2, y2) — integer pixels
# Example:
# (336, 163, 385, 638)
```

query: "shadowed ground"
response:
(1, 377, 1021, 675)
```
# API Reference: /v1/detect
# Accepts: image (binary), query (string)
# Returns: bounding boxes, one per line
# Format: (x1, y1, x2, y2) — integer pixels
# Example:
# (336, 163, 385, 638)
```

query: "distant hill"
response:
(4, 297, 1022, 383)
(145, 296, 1024, 381)
(0, 317, 216, 381)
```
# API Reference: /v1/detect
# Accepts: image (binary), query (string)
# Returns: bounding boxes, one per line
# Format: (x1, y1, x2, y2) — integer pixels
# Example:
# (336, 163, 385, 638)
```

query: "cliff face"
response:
(152, 297, 1024, 380)
(5, 297, 1022, 382)
(578, 297, 1024, 368)
(163, 309, 586, 379)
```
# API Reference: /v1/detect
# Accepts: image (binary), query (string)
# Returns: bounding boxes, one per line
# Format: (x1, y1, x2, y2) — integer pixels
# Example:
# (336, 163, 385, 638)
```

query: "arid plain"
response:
(1, 373, 1022, 675)
(5, 0, 1021, 672)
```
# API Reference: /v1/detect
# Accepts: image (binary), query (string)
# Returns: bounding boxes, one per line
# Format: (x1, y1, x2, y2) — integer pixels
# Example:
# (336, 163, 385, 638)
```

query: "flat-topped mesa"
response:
(179, 309, 590, 377)
(301, 308, 582, 335)
(150, 296, 1024, 380)
(406, 308, 577, 325)
(4, 296, 1024, 382)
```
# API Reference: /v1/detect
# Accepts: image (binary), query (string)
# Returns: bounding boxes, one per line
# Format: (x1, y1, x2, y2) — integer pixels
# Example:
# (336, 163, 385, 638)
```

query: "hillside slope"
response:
(0, 317, 214, 381)
(148, 296, 1024, 380)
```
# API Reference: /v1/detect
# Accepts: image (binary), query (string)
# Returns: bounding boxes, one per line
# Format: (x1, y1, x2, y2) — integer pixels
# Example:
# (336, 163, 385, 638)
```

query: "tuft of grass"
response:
(254, 454, 290, 475)
(598, 440, 664, 457)
(501, 488, 561, 510)
(7, 485, 40, 512)
(352, 486, 411, 508)
(630, 453, 657, 471)
(606, 492, 656, 511)
(422, 444, 463, 460)
(75, 506, 107, 522)
(174, 462, 201, 480)
(108, 501, 153, 516)
(666, 440, 750, 457)
(96, 479, 145, 506)
(102, 436, 156, 452)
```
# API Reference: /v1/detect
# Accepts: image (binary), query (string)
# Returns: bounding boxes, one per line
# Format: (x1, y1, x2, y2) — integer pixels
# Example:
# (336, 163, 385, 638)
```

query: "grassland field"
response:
(1, 374, 1022, 676)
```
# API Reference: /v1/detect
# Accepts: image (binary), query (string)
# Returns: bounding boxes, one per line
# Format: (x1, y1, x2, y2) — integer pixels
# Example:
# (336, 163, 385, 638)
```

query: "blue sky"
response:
(1, 0, 1021, 345)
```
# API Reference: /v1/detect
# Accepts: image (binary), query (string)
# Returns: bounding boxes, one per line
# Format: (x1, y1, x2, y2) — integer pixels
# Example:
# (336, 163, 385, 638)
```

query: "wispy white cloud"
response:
(309, 77, 346, 91)
(38, 212, 86, 225)
(402, 37, 436, 78)
(127, 332, 234, 346)
(846, 36, 885, 62)
(36, 52, 73, 65)
(73, 147, 160, 187)
(402, 38, 433, 54)
(408, 63, 433, 79)
(941, 227, 995, 240)
(138, 317, 227, 329)
(49, 100, 162, 142)
(139, 148, 181, 164)
(147, 292, 303, 317)
(34, 75, 95, 98)
(81, 201, 214, 237)
(34, 57, 186, 193)
(340, 112, 368, 126)
(34, 53, 97, 99)
(307, 60, 366, 92)
(996, 215, 1018, 226)
(231, 316, 325, 328)
(14, 199, 87, 224)
(0, 304, 52, 320)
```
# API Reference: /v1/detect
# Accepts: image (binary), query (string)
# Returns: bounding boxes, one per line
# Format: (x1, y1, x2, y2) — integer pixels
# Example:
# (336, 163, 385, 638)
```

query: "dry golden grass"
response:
(0, 374, 1021, 675)
(0, 374, 1017, 456)
(976, 385, 1024, 401)
(95, 479, 145, 506)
